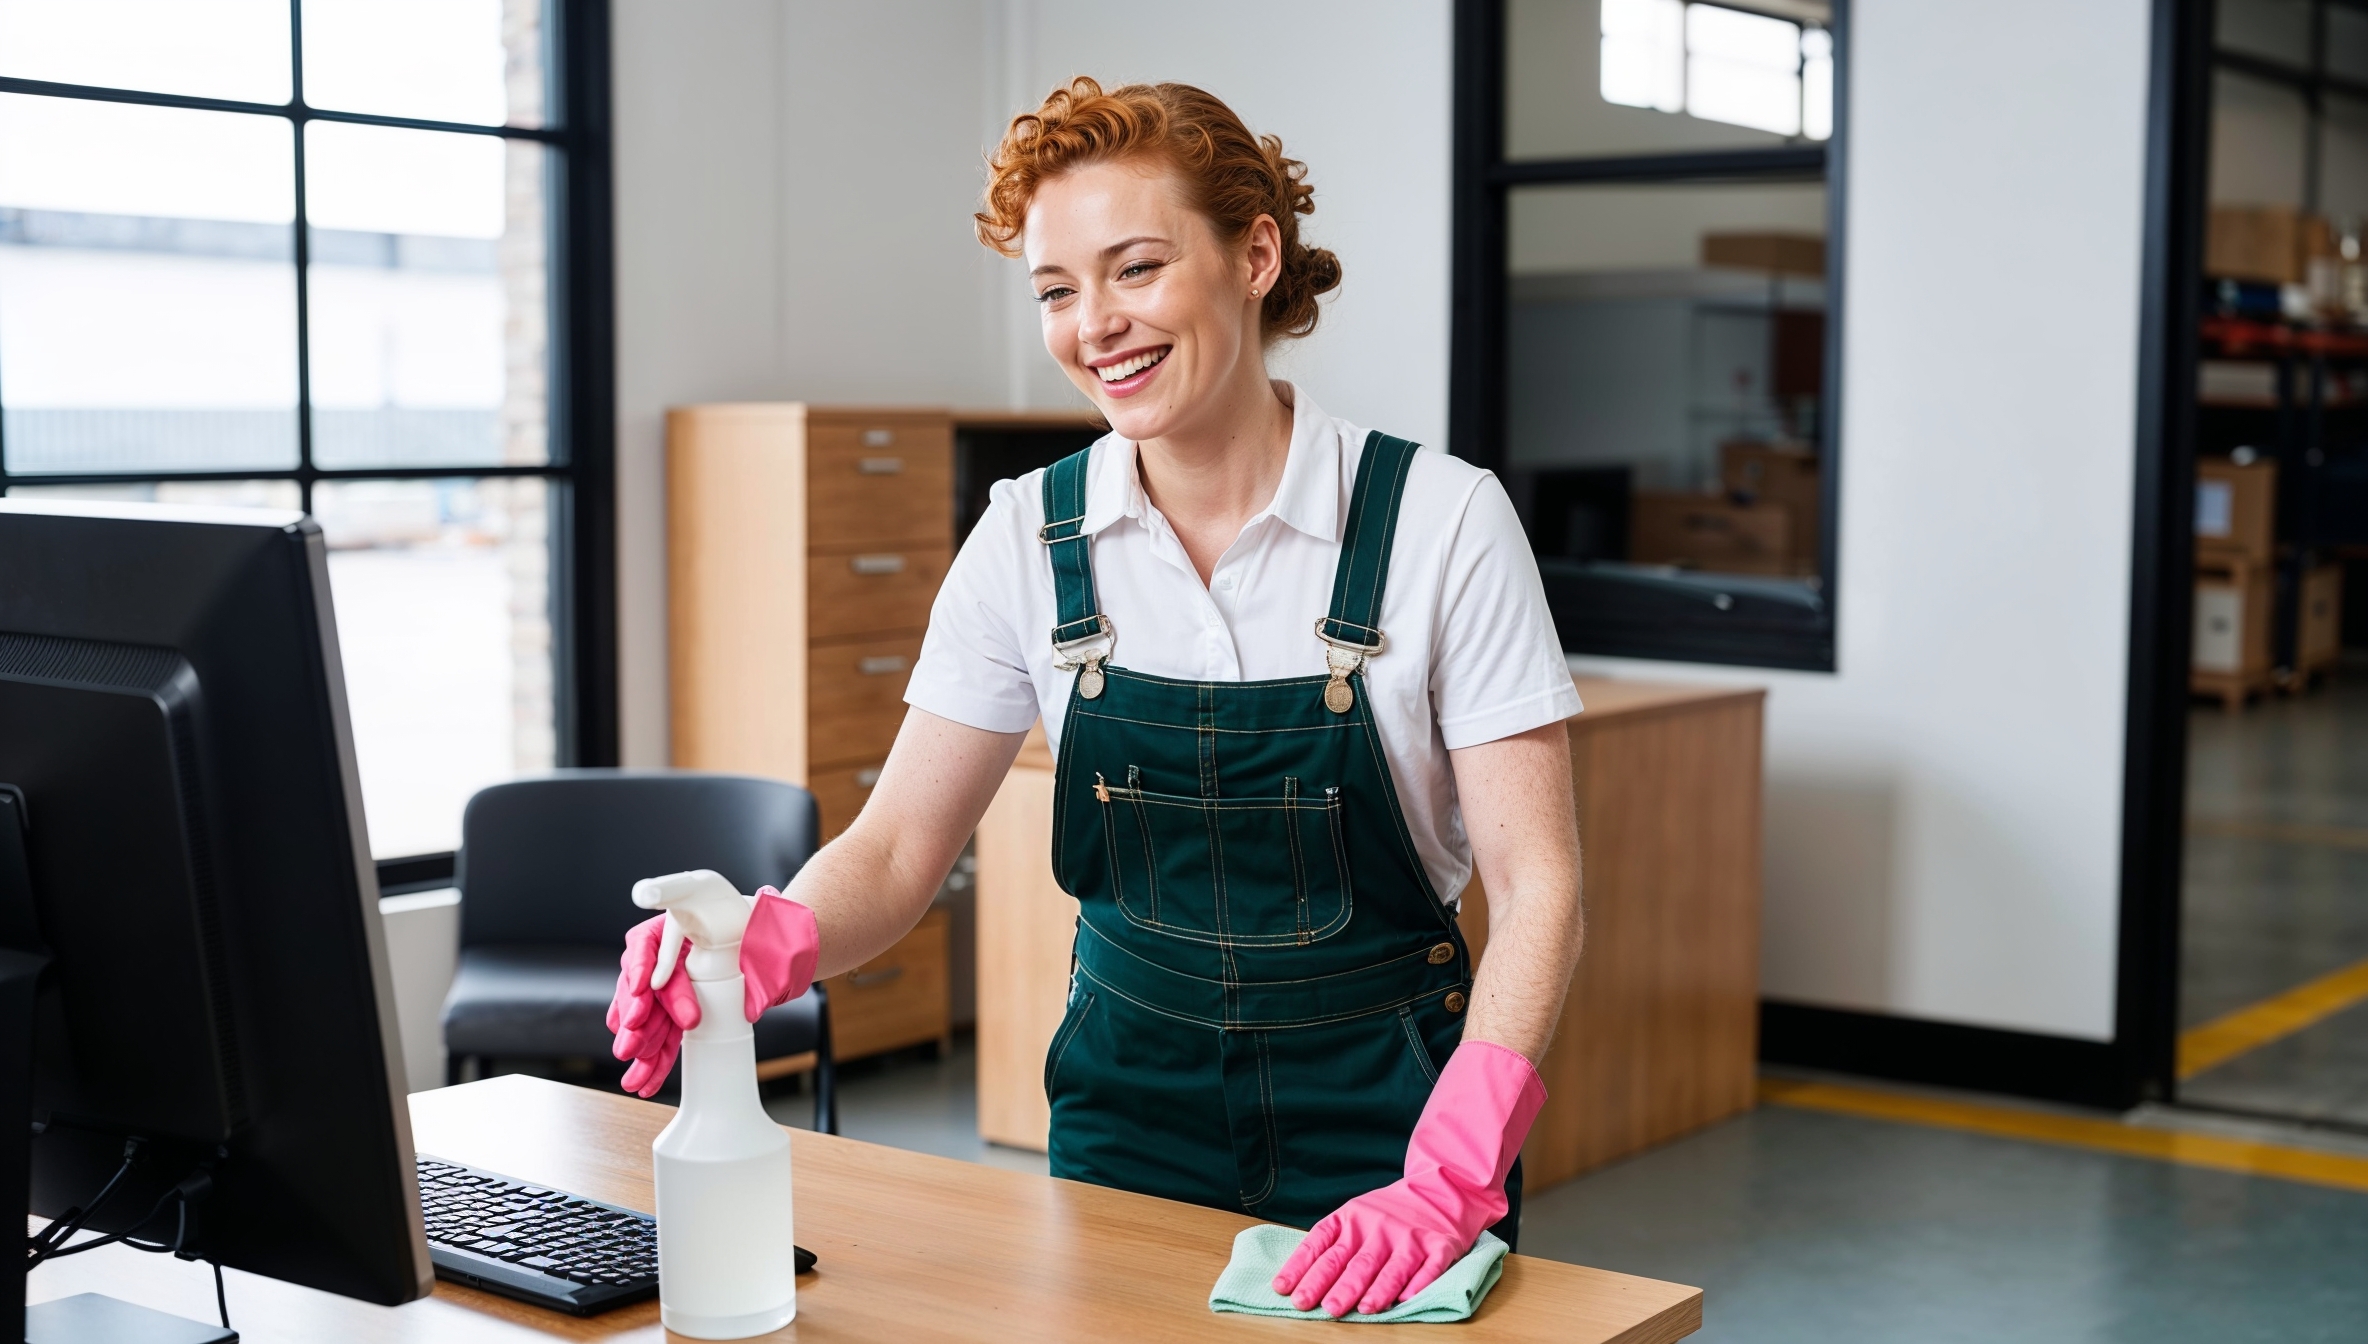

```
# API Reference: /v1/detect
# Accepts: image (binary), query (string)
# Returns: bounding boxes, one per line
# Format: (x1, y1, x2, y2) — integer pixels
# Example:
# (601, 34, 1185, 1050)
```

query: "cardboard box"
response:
(2193, 562, 2272, 677)
(2300, 561, 2344, 676)
(1719, 441, 1820, 570)
(1630, 493, 1794, 575)
(1701, 232, 1825, 277)
(2206, 205, 2302, 285)
(2195, 456, 2276, 564)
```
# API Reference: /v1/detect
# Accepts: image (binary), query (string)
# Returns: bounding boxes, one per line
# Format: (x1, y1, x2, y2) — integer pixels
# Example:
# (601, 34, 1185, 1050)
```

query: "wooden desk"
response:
(976, 677, 1765, 1192)
(30, 1075, 1701, 1342)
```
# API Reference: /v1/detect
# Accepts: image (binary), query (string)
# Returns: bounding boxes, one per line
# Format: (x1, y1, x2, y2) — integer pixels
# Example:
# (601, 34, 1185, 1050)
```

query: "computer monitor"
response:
(0, 499, 432, 1341)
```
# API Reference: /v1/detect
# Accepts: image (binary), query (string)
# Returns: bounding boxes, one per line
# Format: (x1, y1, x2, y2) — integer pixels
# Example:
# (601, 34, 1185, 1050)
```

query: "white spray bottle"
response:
(633, 869, 798, 1338)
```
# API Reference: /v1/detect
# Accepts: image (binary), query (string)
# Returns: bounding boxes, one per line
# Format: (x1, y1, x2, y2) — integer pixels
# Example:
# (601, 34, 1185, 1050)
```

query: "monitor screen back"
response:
(0, 501, 432, 1306)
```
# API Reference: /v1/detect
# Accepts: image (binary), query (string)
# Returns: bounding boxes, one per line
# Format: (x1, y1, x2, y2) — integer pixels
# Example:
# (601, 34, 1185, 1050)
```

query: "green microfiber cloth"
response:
(1208, 1224, 1508, 1324)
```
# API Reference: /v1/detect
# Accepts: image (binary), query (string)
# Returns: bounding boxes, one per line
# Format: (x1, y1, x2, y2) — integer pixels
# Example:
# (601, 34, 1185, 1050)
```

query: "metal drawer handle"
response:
(848, 966, 904, 988)
(855, 768, 881, 788)
(857, 655, 910, 676)
(861, 428, 895, 447)
(857, 456, 904, 475)
(850, 554, 907, 576)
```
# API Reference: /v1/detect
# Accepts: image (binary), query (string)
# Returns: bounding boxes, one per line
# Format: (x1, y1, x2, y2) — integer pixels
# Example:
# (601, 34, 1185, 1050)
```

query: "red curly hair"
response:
(977, 77, 1342, 342)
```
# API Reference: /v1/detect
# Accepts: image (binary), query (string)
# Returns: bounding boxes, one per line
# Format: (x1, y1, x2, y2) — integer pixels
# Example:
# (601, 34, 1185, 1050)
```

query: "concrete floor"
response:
(2180, 659, 2368, 1127)
(781, 1040, 2368, 1344)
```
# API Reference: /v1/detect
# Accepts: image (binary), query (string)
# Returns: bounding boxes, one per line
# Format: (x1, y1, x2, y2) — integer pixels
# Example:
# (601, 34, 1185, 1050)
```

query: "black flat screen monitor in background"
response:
(0, 499, 432, 1341)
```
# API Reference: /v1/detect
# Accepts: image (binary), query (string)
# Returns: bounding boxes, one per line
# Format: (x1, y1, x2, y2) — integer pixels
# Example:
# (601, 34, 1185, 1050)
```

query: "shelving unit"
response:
(2194, 312, 2364, 690)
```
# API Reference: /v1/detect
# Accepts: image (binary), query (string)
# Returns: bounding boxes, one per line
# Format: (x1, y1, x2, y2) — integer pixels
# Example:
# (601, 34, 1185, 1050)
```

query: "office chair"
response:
(439, 770, 838, 1133)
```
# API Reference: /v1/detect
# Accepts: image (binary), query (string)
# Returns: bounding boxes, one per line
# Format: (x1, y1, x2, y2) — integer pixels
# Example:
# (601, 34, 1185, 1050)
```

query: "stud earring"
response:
(1250, 287, 1261, 298)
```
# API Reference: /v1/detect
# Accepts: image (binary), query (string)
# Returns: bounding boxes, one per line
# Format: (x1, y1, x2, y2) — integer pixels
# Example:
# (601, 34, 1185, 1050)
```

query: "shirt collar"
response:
(1079, 381, 1343, 544)
(1262, 383, 1343, 544)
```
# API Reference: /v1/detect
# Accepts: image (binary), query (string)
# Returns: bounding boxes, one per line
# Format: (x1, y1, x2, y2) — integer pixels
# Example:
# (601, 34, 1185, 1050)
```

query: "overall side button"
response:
(1426, 942, 1455, 965)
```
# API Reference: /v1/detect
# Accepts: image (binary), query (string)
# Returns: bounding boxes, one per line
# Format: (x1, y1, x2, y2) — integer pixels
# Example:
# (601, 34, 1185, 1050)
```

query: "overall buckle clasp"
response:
(1313, 619, 1385, 715)
(1052, 615, 1116, 699)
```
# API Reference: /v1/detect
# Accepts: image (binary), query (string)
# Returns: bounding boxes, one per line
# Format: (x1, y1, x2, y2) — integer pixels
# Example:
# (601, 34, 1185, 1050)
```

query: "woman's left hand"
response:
(1271, 1040, 1546, 1316)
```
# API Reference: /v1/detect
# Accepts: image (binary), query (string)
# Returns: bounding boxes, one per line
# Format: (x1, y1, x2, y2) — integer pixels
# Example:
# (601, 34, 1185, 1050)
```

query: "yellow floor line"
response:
(1759, 1077, 2368, 1196)
(2185, 817, 2368, 852)
(2177, 955, 2368, 1079)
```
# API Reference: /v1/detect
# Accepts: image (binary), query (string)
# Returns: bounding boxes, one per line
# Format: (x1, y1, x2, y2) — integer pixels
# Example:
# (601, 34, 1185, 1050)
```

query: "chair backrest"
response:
(455, 770, 819, 947)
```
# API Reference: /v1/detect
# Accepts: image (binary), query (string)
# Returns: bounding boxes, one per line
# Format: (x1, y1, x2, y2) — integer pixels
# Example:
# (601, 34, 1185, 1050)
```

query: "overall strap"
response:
(1319, 431, 1421, 650)
(1038, 447, 1108, 650)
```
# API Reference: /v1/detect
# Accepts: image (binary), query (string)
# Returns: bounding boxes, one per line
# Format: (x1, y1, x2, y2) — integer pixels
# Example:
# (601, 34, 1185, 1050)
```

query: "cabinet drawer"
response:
(808, 545, 950, 641)
(826, 906, 950, 1061)
(808, 634, 921, 766)
(807, 420, 953, 550)
(808, 759, 885, 841)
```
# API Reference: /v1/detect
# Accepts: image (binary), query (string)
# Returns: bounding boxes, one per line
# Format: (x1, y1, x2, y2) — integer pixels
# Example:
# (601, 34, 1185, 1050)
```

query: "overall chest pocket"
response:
(1095, 767, 1352, 947)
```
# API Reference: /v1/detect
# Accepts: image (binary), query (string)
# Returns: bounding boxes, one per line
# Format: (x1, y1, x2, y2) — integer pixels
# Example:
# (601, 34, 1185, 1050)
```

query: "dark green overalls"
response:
(1037, 431, 1520, 1245)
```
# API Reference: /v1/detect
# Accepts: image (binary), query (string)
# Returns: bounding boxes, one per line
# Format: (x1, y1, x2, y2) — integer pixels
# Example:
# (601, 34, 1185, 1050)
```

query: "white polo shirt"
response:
(905, 384, 1580, 905)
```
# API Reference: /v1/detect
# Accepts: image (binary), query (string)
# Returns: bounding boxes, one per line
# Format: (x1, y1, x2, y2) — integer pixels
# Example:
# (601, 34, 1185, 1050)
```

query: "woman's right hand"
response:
(608, 889, 821, 1096)
(609, 913, 700, 1096)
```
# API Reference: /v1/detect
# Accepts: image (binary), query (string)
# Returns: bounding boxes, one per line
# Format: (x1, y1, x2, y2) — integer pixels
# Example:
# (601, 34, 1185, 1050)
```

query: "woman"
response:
(610, 77, 1583, 1319)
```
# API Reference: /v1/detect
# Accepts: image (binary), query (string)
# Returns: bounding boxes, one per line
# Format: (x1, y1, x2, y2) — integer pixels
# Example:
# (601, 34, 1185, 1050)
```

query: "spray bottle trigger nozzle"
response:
(650, 912, 687, 990)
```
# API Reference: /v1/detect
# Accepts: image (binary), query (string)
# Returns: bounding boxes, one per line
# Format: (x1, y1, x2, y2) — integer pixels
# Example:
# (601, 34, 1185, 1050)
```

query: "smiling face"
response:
(1023, 158, 1279, 444)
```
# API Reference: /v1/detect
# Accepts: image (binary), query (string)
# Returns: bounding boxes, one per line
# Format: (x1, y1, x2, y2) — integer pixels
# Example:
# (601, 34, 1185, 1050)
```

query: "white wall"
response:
(378, 888, 461, 1092)
(1572, 0, 2154, 1042)
(612, 0, 790, 768)
(609, 0, 2158, 1044)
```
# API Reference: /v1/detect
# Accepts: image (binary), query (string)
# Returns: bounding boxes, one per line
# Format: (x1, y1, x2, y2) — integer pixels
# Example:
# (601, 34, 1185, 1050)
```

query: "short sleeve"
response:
(904, 481, 1043, 734)
(1428, 473, 1583, 750)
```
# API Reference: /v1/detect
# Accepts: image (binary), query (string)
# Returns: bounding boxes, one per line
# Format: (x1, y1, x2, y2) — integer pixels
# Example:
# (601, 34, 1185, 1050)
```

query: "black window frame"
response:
(0, 0, 618, 894)
(1451, 0, 1849, 672)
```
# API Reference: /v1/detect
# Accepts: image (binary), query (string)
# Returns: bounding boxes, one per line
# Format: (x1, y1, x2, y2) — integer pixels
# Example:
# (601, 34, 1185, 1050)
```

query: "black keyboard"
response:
(415, 1155, 661, 1315)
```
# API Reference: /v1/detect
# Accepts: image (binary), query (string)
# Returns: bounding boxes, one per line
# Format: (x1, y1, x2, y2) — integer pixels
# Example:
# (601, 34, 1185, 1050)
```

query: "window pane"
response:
(0, 95, 297, 474)
(2216, 0, 2312, 67)
(1599, 0, 1684, 115)
(1801, 29, 1834, 142)
(301, 0, 545, 128)
(1507, 180, 1826, 591)
(1686, 5, 1801, 138)
(1510, 0, 1829, 160)
(2332, 7, 2368, 84)
(3, 479, 301, 510)
(0, 0, 290, 103)
(2211, 70, 2308, 209)
(2321, 95, 2368, 224)
(314, 476, 554, 858)
(306, 124, 547, 469)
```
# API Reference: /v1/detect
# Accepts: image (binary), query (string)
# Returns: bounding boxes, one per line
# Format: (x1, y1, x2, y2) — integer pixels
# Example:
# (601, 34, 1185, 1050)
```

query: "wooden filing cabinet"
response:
(973, 679, 1765, 1194)
(668, 402, 954, 1060)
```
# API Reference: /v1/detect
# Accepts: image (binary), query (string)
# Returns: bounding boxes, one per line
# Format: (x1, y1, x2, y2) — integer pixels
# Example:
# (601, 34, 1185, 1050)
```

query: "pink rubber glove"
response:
(608, 913, 699, 1097)
(738, 886, 821, 1023)
(1272, 1040, 1547, 1317)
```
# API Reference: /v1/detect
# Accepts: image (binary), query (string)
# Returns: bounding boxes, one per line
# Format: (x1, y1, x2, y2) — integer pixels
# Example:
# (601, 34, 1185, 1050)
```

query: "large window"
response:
(1454, 0, 1842, 670)
(0, 0, 613, 879)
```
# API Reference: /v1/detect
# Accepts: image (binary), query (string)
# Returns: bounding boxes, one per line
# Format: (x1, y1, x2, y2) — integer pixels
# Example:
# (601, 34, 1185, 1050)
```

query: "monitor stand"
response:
(0, 795, 234, 1344)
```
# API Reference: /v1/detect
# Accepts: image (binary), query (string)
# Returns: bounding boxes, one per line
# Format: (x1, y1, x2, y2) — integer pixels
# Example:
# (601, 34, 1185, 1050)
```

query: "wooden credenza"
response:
(974, 678, 1765, 1192)
(668, 402, 954, 1061)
